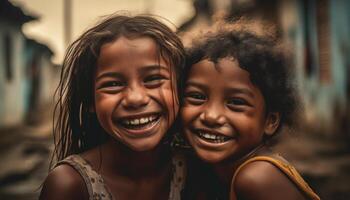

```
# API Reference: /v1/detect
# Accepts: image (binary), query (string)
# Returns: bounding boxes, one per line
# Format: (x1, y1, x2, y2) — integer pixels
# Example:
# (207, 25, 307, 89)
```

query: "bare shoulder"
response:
(39, 164, 88, 200)
(233, 161, 307, 200)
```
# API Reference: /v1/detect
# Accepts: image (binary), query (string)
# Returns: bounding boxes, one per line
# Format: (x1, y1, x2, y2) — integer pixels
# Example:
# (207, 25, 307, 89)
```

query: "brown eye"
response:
(186, 92, 206, 100)
(99, 81, 125, 89)
(144, 75, 167, 87)
(144, 75, 163, 82)
(227, 98, 247, 106)
(184, 92, 207, 105)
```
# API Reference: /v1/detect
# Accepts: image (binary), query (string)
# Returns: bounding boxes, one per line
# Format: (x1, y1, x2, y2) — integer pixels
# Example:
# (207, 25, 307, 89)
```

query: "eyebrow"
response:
(138, 65, 170, 73)
(226, 87, 255, 98)
(186, 81, 206, 89)
(186, 81, 255, 98)
(95, 65, 170, 82)
(95, 72, 123, 82)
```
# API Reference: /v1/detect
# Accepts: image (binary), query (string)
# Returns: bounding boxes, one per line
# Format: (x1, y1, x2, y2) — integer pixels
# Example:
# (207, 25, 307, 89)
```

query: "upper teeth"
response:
(123, 115, 157, 126)
(199, 132, 228, 141)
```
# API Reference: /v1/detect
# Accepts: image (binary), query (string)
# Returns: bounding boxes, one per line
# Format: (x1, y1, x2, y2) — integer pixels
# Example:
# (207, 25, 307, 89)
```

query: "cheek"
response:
(165, 89, 179, 121)
(229, 113, 266, 138)
(180, 105, 198, 127)
(180, 108, 193, 138)
(94, 93, 119, 117)
(153, 83, 179, 116)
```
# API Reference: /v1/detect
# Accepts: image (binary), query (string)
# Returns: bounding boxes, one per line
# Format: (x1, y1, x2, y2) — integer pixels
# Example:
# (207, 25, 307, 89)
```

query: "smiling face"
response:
(94, 36, 178, 151)
(181, 58, 279, 163)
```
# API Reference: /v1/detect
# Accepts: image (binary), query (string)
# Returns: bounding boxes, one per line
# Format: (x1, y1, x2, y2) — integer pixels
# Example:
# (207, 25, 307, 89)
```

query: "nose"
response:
(122, 83, 150, 109)
(199, 103, 226, 127)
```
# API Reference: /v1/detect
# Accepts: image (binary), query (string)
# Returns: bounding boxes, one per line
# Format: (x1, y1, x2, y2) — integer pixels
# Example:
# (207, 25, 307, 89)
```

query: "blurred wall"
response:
(279, 0, 350, 133)
(0, 21, 27, 127)
(0, 0, 56, 128)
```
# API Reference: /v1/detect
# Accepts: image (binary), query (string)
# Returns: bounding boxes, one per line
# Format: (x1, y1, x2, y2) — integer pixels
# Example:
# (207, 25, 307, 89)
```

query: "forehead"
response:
(98, 36, 157, 63)
(96, 36, 171, 73)
(188, 58, 252, 86)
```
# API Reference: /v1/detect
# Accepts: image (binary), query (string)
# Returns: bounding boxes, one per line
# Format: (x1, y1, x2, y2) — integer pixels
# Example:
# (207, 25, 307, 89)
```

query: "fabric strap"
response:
(231, 156, 320, 200)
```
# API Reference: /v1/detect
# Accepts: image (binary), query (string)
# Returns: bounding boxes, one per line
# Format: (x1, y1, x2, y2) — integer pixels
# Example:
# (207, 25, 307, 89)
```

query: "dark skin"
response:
(184, 148, 308, 200)
(182, 58, 308, 200)
(86, 140, 172, 200)
(232, 151, 308, 200)
(40, 140, 172, 200)
(40, 36, 179, 200)
(39, 164, 89, 200)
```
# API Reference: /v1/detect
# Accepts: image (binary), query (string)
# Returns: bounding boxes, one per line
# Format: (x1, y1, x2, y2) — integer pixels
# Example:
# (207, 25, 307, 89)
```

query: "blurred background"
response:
(0, 0, 349, 199)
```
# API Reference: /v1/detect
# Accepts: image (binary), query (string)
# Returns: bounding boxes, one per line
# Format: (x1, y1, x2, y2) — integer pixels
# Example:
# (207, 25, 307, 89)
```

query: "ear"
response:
(264, 112, 280, 136)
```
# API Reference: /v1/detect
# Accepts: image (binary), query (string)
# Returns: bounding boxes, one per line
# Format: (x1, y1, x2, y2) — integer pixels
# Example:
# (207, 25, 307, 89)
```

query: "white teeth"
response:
(140, 118, 148, 124)
(122, 115, 157, 126)
(129, 119, 138, 125)
(203, 133, 211, 139)
(198, 132, 229, 143)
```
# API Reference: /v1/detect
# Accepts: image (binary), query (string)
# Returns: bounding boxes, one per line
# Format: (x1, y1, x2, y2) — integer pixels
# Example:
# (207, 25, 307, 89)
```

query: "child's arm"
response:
(233, 161, 307, 200)
(39, 165, 88, 200)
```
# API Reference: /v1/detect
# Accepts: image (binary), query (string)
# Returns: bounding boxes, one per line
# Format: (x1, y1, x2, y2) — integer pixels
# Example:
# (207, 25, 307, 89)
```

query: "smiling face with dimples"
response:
(181, 57, 280, 163)
(94, 35, 179, 152)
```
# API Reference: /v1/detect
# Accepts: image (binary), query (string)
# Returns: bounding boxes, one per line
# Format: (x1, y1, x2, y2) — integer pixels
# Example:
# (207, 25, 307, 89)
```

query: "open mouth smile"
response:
(118, 113, 161, 130)
(193, 128, 234, 144)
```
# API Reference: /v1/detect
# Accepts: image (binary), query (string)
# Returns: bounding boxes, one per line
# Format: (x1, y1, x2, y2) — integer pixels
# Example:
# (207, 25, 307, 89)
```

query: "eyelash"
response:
(144, 75, 166, 82)
(185, 91, 249, 109)
(100, 81, 125, 89)
(143, 75, 168, 88)
(185, 92, 206, 100)
(227, 98, 248, 106)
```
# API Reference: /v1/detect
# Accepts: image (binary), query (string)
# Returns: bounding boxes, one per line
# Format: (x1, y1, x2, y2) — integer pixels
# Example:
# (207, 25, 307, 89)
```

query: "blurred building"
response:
(278, 0, 350, 136)
(179, 0, 350, 135)
(0, 0, 57, 128)
(24, 38, 58, 124)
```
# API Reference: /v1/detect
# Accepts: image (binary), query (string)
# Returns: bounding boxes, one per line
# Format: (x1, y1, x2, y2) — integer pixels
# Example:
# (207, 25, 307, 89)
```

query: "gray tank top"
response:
(56, 154, 186, 200)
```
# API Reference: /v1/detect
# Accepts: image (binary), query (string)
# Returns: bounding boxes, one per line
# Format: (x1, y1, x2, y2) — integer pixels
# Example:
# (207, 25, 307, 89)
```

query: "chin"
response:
(194, 150, 227, 164)
(125, 137, 163, 152)
(128, 143, 158, 152)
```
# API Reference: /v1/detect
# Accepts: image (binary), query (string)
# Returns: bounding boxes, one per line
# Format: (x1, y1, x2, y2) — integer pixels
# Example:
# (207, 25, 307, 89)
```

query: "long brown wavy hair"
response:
(52, 14, 185, 166)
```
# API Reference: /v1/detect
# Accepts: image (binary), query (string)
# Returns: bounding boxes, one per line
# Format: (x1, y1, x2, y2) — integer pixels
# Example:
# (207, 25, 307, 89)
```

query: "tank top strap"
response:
(55, 155, 114, 200)
(168, 153, 187, 200)
(231, 155, 320, 200)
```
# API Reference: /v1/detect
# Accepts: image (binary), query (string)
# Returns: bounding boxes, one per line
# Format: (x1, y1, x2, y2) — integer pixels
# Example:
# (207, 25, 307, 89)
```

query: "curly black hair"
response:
(183, 28, 299, 133)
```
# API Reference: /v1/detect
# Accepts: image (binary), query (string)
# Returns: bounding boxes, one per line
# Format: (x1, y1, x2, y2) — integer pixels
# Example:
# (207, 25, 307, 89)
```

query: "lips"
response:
(192, 128, 234, 144)
(119, 114, 160, 130)
(113, 112, 162, 137)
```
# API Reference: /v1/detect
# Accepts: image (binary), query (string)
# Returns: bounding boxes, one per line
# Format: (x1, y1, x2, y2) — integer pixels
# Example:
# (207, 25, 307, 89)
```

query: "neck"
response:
(100, 138, 172, 178)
